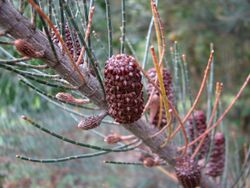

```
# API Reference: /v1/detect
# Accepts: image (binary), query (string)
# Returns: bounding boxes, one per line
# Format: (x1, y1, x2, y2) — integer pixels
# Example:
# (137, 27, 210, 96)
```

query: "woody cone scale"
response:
(175, 156, 201, 188)
(104, 54, 144, 124)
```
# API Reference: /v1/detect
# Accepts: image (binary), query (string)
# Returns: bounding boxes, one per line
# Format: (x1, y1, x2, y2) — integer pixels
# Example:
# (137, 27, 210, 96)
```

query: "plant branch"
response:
(0, 0, 106, 108)
(0, 1, 219, 187)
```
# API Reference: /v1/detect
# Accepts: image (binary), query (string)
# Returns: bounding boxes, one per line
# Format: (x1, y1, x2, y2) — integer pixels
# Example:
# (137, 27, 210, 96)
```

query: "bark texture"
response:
(0, 1, 218, 187)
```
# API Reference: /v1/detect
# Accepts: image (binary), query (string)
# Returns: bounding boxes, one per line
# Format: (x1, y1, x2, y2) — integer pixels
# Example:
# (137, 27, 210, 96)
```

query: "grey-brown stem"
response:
(0, 1, 218, 187)
(0, 0, 106, 109)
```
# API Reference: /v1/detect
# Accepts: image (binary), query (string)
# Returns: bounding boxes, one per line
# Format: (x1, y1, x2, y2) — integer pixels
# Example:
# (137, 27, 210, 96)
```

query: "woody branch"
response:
(0, 1, 217, 187)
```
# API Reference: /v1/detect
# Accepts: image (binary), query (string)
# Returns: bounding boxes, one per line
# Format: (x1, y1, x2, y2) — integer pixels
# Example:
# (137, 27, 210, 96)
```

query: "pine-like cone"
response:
(147, 68, 174, 128)
(104, 54, 144, 124)
(206, 132, 225, 177)
(188, 110, 210, 159)
(175, 156, 201, 188)
(51, 23, 81, 62)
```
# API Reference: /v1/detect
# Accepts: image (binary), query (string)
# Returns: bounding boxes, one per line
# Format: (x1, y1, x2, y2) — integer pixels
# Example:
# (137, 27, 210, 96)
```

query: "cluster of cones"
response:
(104, 53, 226, 188)
(175, 111, 225, 188)
(50, 28, 227, 187)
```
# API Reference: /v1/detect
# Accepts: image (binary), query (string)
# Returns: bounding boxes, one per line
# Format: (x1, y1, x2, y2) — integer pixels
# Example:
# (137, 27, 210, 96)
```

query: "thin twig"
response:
(151, 0, 162, 58)
(169, 50, 214, 140)
(120, 0, 126, 53)
(180, 73, 250, 151)
(76, 6, 95, 66)
(156, 166, 178, 182)
(28, 0, 85, 83)
(105, 0, 113, 57)
(0, 57, 30, 63)
(191, 82, 223, 159)
(206, 43, 215, 122)
(150, 46, 172, 130)
(21, 115, 141, 153)
(151, 0, 166, 67)
(63, 1, 105, 95)
(0, 40, 14, 45)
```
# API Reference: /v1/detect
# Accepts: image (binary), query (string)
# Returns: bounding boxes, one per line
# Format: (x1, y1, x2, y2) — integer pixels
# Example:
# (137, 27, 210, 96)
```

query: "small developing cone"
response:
(175, 156, 201, 188)
(206, 132, 225, 177)
(146, 68, 174, 128)
(188, 110, 210, 159)
(56, 92, 89, 105)
(104, 133, 122, 144)
(104, 54, 144, 124)
(51, 23, 82, 63)
(14, 39, 44, 58)
(78, 112, 107, 130)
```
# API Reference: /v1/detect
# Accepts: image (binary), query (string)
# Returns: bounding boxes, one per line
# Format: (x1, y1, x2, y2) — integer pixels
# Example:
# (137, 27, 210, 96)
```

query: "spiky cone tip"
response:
(104, 54, 144, 124)
(175, 156, 201, 188)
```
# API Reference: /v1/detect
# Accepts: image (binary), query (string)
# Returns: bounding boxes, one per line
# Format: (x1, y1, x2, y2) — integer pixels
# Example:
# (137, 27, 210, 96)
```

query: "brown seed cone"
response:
(188, 110, 210, 159)
(14, 39, 44, 58)
(206, 132, 225, 177)
(104, 54, 144, 124)
(175, 156, 201, 188)
(147, 68, 174, 128)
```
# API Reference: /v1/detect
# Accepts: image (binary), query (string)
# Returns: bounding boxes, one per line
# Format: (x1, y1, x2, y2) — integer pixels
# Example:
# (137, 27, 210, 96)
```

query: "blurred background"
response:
(0, 0, 249, 187)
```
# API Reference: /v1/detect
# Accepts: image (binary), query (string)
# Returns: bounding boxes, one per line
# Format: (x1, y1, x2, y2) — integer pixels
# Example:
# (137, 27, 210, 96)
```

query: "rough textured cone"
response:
(147, 68, 174, 128)
(175, 156, 201, 188)
(188, 110, 210, 159)
(78, 115, 103, 130)
(206, 132, 225, 177)
(104, 54, 144, 124)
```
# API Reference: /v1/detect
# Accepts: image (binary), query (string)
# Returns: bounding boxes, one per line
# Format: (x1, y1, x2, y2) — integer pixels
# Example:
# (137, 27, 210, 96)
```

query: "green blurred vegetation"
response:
(0, 0, 249, 187)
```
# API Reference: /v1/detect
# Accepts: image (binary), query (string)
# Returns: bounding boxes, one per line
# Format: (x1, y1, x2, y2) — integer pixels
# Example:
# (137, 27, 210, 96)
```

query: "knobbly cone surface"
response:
(104, 54, 144, 124)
